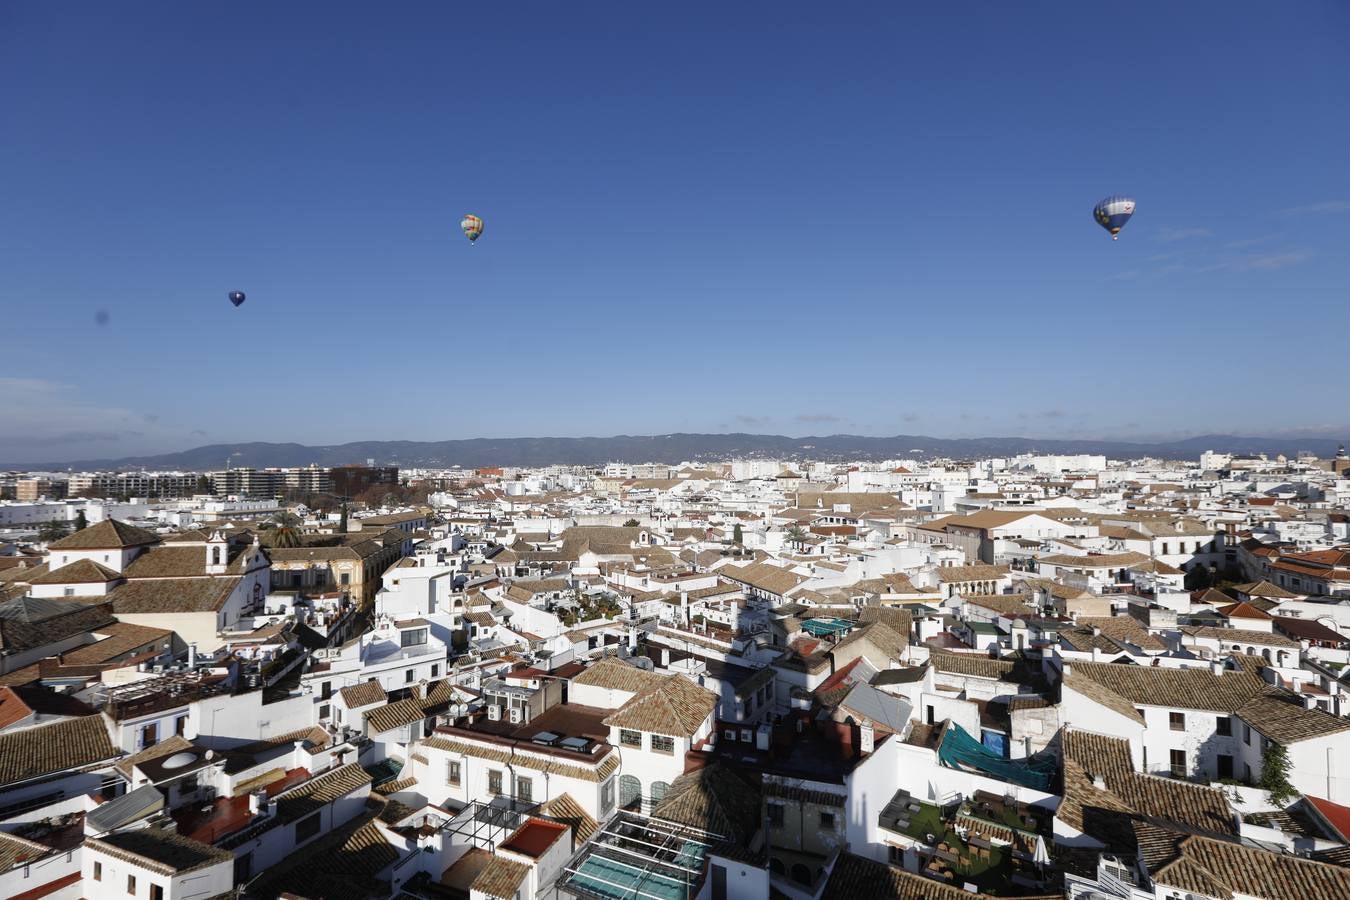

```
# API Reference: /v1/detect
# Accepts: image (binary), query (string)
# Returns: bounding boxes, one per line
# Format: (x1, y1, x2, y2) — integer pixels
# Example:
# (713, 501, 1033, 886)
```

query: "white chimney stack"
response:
(860, 719, 875, 755)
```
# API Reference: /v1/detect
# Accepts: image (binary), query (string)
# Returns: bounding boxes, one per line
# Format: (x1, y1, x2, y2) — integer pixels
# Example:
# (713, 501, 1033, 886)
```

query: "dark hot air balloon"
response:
(1093, 196, 1136, 240)
(229, 291, 246, 307)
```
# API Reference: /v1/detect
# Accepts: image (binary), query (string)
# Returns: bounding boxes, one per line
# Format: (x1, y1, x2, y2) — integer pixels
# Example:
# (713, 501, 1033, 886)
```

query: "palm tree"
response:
(265, 511, 304, 548)
(786, 525, 807, 543)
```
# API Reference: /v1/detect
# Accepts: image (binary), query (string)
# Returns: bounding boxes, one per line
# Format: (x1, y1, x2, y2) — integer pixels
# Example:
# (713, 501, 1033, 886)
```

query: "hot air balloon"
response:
(1093, 196, 1136, 240)
(460, 214, 484, 244)
(229, 291, 246, 307)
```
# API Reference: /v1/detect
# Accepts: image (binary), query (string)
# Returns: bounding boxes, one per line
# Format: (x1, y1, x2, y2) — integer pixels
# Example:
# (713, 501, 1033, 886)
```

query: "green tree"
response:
(786, 525, 807, 543)
(195, 474, 212, 494)
(623, 518, 641, 528)
(1259, 741, 1296, 806)
(338, 503, 349, 534)
(74, 510, 89, 532)
(39, 518, 69, 542)
(732, 523, 743, 545)
(264, 511, 304, 548)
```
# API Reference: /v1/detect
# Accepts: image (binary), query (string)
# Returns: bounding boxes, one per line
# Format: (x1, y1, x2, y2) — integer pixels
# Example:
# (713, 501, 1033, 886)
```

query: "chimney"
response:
(1062, 662, 1072, 676)
(1211, 660, 1225, 677)
(1091, 773, 1107, 791)
(1091, 648, 1101, 662)
(188, 643, 198, 668)
(1091, 626, 1102, 637)
(1290, 676, 1303, 693)
(859, 719, 875, 755)
(660, 648, 670, 667)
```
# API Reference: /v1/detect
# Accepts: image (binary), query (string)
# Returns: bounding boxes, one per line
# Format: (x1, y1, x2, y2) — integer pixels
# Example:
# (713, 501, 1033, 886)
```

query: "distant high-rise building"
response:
(331, 465, 399, 498)
(16, 478, 67, 501)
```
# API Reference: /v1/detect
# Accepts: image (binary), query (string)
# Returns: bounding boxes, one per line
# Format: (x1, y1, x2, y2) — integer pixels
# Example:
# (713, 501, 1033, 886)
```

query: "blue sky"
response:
(3, 2, 1348, 463)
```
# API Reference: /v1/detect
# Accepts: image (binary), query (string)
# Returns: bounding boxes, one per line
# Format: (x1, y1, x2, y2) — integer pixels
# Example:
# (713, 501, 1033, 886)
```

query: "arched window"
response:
(769, 859, 785, 875)
(650, 781, 669, 805)
(212, 547, 221, 566)
(619, 775, 641, 809)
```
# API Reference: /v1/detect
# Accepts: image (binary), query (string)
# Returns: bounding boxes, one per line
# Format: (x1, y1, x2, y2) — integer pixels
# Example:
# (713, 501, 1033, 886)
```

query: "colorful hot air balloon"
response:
(228, 291, 246, 308)
(1093, 196, 1136, 240)
(460, 214, 484, 244)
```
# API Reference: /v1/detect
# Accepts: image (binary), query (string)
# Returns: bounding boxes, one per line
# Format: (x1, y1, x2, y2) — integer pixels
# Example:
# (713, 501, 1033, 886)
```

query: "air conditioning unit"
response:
(509, 708, 522, 724)
(487, 705, 501, 721)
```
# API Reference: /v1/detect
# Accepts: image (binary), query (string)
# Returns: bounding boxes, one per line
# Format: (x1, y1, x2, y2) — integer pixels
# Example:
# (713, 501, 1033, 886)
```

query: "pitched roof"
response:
(602, 674, 718, 737)
(1236, 690, 1350, 744)
(1235, 580, 1299, 599)
(1060, 729, 1236, 839)
(340, 680, 387, 709)
(1217, 600, 1275, 620)
(823, 851, 1060, 900)
(934, 564, 1010, 583)
(572, 656, 665, 694)
(1151, 832, 1350, 900)
(1068, 659, 1266, 712)
(471, 855, 531, 899)
(0, 714, 119, 787)
(115, 734, 194, 779)
(29, 558, 122, 584)
(275, 763, 372, 823)
(1179, 625, 1299, 649)
(0, 596, 116, 653)
(363, 698, 427, 735)
(86, 827, 231, 876)
(540, 792, 599, 844)
(651, 763, 762, 844)
(47, 519, 160, 550)
(106, 576, 242, 614)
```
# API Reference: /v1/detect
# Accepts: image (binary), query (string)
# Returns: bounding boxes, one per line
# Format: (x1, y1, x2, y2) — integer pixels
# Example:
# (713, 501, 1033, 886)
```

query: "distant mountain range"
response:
(8, 432, 1346, 472)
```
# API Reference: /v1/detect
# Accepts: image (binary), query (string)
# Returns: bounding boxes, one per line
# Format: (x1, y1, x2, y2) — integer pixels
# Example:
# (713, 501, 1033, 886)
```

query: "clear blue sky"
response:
(3, 2, 1348, 463)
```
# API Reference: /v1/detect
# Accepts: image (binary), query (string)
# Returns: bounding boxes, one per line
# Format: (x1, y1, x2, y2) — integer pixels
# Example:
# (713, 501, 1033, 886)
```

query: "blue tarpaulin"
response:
(938, 723, 1055, 791)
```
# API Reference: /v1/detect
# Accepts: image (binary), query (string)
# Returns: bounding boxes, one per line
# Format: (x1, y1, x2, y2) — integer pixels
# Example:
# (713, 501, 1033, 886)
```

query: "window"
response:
(620, 729, 642, 748)
(431, 664, 440, 677)
(516, 776, 533, 802)
(888, 845, 905, 865)
(1216, 716, 1232, 736)
(601, 778, 615, 814)
(767, 802, 785, 827)
(400, 628, 427, 647)
(318, 704, 331, 720)
(175, 715, 189, 737)
(1169, 749, 1186, 777)
(405, 669, 415, 683)
(151, 885, 164, 900)
(724, 729, 737, 741)
(651, 735, 674, 754)
(321, 681, 332, 700)
(1169, 712, 1185, 732)
(340, 573, 350, 586)
(1217, 754, 1233, 779)
(488, 769, 503, 795)
(295, 812, 322, 843)
(711, 862, 727, 900)
(447, 760, 461, 786)
(1243, 724, 1252, 745)
(93, 861, 102, 881)
(127, 874, 136, 893)
(140, 722, 158, 748)
(819, 811, 836, 829)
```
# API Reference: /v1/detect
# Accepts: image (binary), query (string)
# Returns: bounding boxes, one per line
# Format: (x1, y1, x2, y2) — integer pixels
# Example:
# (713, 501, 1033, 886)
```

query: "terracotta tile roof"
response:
(1074, 616, 1167, 652)
(1060, 730, 1236, 838)
(87, 827, 232, 875)
(1216, 600, 1275, 620)
(1236, 690, 1350, 744)
(421, 736, 513, 765)
(114, 734, 194, 779)
(1152, 832, 1350, 900)
(1062, 670, 1146, 724)
(1273, 616, 1348, 644)
(107, 576, 242, 614)
(929, 649, 1015, 680)
(47, 519, 160, 550)
(602, 674, 718, 737)
(0, 831, 49, 871)
(275, 762, 372, 823)
(1235, 580, 1298, 599)
(123, 545, 255, 578)
(1179, 625, 1299, 649)
(572, 656, 665, 694)
(651, 763, 761, 845)
(0, 714, 119, 787)
(254, 808, 398, 898)
(1068, 660, 1266, 712)
(934, 564, 1010, 583)
(0, 596, 116, 653)
(29, 558, 122, 584)
(540, 792, 598, 844)
(61, 621, 172, 666)
(364, 698, 427, 735)
(719, 561, 808, 595)
(823, 851, 1060, 900)
(341, 682, 387, 712)
(1038, 551, 1151, 569)
(471, 855, 530, 899)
